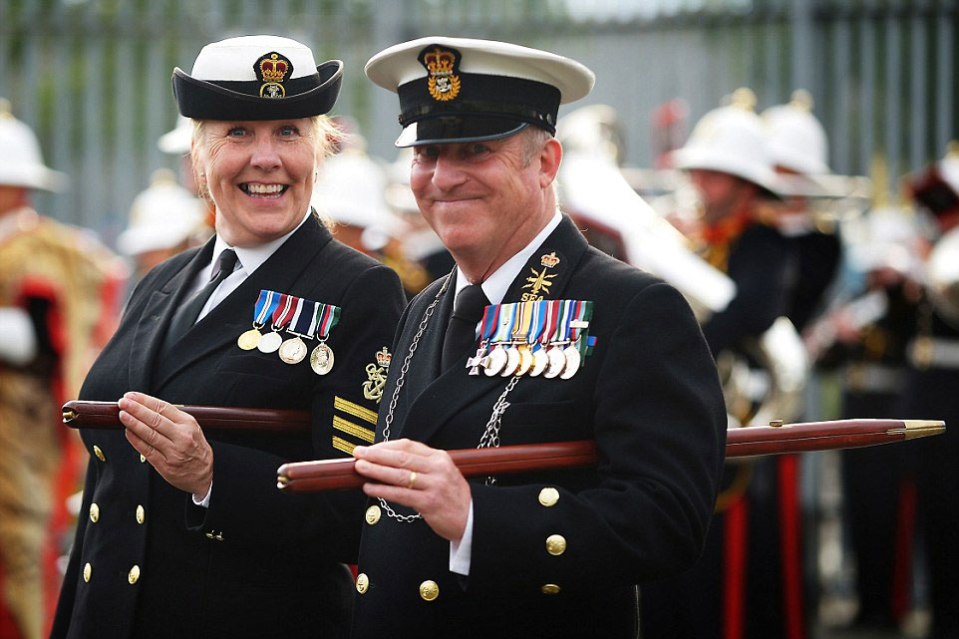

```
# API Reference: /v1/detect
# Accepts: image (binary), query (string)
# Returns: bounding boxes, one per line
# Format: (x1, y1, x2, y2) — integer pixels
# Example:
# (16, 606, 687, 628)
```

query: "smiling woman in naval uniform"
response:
(51, 35, 405, 639)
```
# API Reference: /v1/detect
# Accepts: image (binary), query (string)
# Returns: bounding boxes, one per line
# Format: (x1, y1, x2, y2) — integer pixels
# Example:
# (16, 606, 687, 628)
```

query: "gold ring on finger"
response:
(407, 471, 417, 490)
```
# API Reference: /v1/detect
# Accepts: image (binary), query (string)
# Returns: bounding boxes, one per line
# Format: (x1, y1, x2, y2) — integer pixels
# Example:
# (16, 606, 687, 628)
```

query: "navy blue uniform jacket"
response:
(52, 216, 405, 639)
(352, 216, 726, 638)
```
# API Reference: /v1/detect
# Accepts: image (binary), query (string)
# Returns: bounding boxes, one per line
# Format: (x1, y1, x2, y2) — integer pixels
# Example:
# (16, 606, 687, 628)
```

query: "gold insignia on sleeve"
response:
(333, 396, 378, 425)
(419, 46, 461, 102)
(362, 347, 392, 403)
(332, 415, 375, 443)
(332, 435, 356, 455)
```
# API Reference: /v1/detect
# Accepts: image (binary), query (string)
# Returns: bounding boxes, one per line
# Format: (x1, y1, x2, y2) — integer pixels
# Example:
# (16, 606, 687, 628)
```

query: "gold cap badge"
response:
(255, 52, 292, 98)
(419, 46, 461, 102)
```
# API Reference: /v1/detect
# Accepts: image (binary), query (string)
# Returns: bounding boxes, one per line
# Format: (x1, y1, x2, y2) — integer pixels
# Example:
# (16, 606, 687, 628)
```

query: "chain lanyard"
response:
(377, 273, 521, 523)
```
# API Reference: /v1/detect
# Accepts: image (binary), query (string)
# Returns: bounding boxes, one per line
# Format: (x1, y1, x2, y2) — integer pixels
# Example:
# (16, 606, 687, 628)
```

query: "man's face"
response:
(689, 169, 754, 225)
(409, 130, 557, 274)
(194, 119, 316, 248)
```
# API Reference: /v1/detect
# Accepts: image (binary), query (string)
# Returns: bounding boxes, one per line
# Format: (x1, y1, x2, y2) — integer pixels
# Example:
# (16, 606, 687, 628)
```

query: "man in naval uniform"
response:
(349, 37, 727, 638)
(51, 36, 405, 639)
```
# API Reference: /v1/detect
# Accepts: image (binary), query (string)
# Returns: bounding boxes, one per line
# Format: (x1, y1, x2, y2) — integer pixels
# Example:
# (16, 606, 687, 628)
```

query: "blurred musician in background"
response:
(898, 144, 959, 639)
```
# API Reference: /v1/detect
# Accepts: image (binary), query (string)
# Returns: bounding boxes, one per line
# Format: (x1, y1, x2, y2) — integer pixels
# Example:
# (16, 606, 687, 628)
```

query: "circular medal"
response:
(310, 342, 335, 375)
(530, 347, 549, 377)
(501, 346, 520, 377)
(516, 345, 533, 376)
(560, 345, 581, 379)
(544, 346, 566, 379)
(279, 336, 308, 364)
(257, 331, 283, 354)
(483, 345, 508, 377)
(237, 328, 262, 351)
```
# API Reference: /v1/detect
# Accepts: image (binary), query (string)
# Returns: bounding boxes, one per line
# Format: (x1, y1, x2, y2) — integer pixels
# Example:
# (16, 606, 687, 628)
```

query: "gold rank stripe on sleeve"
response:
(331, 395, 378, 455)
(332, 415, 375, 444)
(333, 396, 378, 425)
(332, 435, 357, 456)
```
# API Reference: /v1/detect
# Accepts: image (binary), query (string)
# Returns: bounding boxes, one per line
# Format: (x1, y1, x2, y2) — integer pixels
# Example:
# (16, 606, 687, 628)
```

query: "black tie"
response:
(441, 283, 489, 371)
(164, 249, 238, 350)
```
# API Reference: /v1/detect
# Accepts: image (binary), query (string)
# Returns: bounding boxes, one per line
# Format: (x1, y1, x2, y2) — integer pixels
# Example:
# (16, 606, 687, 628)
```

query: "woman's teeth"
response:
(241, 183, 287, 197)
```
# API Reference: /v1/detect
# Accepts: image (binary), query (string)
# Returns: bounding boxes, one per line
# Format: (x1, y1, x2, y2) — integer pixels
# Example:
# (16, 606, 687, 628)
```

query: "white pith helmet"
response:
(158, 115, 194, 155)
(762, 90, 830, 176)
(311, 150, 402, 236)
(671, 88, 781, 195)
(117, 168, 206, 256)
(0, 98, 67, 191)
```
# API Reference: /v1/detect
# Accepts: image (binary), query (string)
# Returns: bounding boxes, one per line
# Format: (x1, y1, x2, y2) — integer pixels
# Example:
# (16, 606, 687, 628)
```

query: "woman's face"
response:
(194, 119, 316, 247)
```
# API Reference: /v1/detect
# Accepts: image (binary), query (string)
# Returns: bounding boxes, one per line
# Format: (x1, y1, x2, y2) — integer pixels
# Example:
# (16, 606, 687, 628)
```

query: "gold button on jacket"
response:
(419, 580, 439, 601)
(541, 584, 561, 595)
(82, 563, 92, 583)
(128, 565, 140, 584)
(136, 505, 145, 524)
(356, 573, 369, 594)
(546, 534, 567, 556)
(93, 445, 106, 462)
(365, 505, 381, 525)
(89, 503, 99, 523)
(538, 487, 559, 507)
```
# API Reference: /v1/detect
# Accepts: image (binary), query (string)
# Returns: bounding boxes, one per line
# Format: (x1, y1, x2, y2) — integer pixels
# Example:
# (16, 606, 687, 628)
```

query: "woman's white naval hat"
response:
(173, 35, 343, 120)
(365, 37, 595, 147)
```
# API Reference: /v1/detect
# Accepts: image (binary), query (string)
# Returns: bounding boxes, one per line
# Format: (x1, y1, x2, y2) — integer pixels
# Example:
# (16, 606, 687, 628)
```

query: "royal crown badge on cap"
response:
(419, 46, 461, 102)
(256, 52, 292, 98)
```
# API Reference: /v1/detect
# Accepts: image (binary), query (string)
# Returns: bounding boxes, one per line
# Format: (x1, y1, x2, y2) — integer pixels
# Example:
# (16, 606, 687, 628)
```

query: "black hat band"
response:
(173, 60, 343, 121)
(398, 73, 561, 133)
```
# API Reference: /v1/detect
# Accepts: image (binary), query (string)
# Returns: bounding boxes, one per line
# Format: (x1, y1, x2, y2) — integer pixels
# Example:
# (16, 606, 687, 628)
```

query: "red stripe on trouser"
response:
(724, 497, 748, 639)
(778, 455, 804, 639)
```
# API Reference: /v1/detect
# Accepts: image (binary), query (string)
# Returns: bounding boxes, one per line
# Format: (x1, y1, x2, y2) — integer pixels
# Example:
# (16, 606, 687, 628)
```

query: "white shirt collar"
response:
(454, 210, 562, 305)
(207, 209, 312, 279)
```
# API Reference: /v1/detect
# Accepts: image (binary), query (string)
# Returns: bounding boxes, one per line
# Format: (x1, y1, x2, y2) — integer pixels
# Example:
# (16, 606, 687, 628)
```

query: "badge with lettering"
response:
(521, 252, 560, 302)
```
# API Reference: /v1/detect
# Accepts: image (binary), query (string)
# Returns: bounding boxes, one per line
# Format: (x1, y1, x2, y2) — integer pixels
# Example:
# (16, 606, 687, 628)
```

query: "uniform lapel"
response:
(398, 216, 590, 444)
(152, 217, 333, 389)
(128, 245, 209, 391)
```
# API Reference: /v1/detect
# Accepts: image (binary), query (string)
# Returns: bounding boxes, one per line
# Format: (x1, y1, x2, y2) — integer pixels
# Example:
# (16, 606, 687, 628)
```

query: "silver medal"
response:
(257, 331, 283, 354)
(501, 346, 520, 377)
(483, 345, 508, 376)
(279, 336, 308, 364)
(560, 345, 581, 379)
(310, 342, 335, 375)
(530, 347, 549, 377)
(544, 345, 566, 379)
